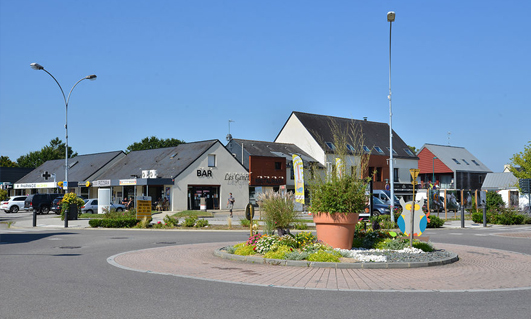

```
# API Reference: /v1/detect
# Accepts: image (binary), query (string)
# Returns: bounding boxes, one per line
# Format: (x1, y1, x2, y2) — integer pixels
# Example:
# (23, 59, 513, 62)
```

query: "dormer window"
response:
(325, 142, 336, 151)
(374, 146, 384, 154)
(362, 145, 371, 153)
(386, 147, 397, 155)
(471, 160, 480, 166)
(452, 158, 460, 164)
(346, 143, 356, 153)
(462, 159, 470, 165)
(404, 148, 415, 157)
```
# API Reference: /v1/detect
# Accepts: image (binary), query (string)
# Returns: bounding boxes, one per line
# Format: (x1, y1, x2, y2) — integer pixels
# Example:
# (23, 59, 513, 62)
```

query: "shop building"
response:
(92, 140, 249, 211)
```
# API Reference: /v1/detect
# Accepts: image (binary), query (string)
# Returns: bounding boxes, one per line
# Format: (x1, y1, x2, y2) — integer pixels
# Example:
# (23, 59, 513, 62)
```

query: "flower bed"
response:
(221, 231, 455, 265)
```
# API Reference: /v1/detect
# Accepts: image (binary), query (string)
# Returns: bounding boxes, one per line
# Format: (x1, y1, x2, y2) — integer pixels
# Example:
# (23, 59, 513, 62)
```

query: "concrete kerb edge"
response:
(213, 247, 459, 269)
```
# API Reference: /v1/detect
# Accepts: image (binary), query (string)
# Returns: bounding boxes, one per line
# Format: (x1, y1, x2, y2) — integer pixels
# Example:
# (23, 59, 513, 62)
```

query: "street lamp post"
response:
(30, 63, 96, 228)
(432, 156, 438, 185)
(387, 11, 396, 222)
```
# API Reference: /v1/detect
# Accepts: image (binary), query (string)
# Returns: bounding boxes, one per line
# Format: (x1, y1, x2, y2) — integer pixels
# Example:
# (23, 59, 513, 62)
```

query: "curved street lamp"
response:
(387, 11, 395, 222)
(30, 63, 97, 228)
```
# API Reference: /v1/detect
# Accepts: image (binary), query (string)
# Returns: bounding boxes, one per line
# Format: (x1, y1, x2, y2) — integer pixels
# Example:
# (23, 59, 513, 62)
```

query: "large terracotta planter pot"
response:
(313, 212, 360, 249)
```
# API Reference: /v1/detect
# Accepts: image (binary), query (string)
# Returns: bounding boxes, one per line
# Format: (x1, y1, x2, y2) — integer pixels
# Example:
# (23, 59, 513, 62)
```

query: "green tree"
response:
(408, 145, 418, 155)
(17, 138, 77, 168)
(0, 189, 8, 201)
(486, 191, 505, 210)
(509, 141, 531, 180)
(126, 136, 185, 153)
(0, 156, 18, 167)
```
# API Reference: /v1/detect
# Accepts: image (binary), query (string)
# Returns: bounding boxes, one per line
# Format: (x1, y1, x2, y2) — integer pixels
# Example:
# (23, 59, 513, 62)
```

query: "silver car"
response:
(1, 196, 28, 213)
(81, 198, 126, 214)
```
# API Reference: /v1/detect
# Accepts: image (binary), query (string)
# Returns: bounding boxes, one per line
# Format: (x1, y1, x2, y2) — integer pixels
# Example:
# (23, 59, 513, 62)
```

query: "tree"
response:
(408, 145, 418, 155)
(17, 138, 77, 168)
(0, 156, 18, 167)
(509, 141, 531, 180)
(126, 136, 185, 153)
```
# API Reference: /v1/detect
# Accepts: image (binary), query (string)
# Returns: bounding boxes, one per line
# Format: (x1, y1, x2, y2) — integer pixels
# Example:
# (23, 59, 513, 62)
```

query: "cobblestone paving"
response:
(111, 242, 531, 292)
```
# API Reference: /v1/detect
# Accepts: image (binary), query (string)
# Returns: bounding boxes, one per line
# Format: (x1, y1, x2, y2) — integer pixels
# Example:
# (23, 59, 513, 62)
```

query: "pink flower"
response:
(158, 221, 161, 224)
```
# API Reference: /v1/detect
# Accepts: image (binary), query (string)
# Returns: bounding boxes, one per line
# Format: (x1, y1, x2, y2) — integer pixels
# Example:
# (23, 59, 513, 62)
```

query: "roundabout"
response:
(109, 241, 531, 292)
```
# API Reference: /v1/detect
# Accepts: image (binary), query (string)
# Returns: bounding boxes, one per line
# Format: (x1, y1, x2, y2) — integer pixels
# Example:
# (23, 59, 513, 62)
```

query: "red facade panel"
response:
(249, 156, 286, 186)
(418, 148, 452, 174)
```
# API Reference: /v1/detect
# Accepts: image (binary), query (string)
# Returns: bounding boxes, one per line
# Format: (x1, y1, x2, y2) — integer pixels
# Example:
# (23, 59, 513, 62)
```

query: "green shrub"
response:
(255, 235, 280, 254)
(295, 231, 316, 248)
(284, 251, 309, 260)
(163, 215, 179, 227)
(413, 241, 434, 252)
(263, 245, 293, 259)
(183, 216, 197, 227)
(293, 221, 309, 230)
(427, 215, 445, 228)
(375, 238, 408, 250)
(486, 191, 505, 210)
(306, 250, 341, 263)
(234, 245, 257, 256)
(195, 219, 209, 228)
(278, 235, 297, 248)
(89, 217, 138, 228)
(240, 218, 250, 227)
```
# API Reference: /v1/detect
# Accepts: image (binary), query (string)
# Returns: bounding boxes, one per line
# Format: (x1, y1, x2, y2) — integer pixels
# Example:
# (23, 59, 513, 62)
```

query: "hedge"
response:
(88, 217, 139, 228)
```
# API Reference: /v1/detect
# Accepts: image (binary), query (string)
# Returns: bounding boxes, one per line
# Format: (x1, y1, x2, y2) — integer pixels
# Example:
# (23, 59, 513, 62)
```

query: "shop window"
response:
(208, 154, 216, 167)
(275, 162, 282, 170)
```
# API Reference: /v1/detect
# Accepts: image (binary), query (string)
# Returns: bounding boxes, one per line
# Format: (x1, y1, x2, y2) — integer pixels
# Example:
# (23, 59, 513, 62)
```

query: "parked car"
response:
(373, 190, 401, 208)
(24, 193, 62, 214)
(371, 196, 391, 216)
(1, 196, 28, 213)
(81, 198, 126, 214)
(51, 196, 64, 215)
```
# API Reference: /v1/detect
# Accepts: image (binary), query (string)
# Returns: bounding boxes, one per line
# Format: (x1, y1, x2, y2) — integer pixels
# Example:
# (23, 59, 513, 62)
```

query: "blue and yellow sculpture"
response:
(397, 198, 430, 237)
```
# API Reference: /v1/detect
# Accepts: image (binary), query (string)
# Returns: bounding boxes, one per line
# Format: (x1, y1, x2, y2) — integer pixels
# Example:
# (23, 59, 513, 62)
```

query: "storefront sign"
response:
(15, 182, 56, 189)
(136, 195, 152, 220)
(120, 179, 137, 185)
(93, 180, 111, 187)
(224, 173, 249, 181)
(197, 170, 213, 177)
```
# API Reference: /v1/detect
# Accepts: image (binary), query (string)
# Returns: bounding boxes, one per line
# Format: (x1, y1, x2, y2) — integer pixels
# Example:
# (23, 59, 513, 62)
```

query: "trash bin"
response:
(68, 203, 78, 220)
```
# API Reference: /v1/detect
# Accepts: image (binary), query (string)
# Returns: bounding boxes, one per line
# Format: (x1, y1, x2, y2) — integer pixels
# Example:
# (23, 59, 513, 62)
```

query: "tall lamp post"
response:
(30, 63, 96, 228)
(387, 11, 396, 222)
(432, 156, 438, 185)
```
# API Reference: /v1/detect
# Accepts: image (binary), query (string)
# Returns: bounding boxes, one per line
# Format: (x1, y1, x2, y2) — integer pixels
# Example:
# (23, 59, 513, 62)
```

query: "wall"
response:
(172, 142, 249, 211)
(249, 156, 286, 186)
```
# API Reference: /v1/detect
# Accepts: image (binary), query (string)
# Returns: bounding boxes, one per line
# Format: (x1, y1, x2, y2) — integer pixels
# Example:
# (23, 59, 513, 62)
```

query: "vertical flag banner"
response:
(292, 154, 305, 205)
(336, 158, 344, 178)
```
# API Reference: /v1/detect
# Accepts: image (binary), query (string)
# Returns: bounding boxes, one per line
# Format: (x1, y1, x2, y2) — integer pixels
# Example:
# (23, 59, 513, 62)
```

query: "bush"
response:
(306, 250, 341, 263)
(427, 215, 445, 228)
(89, 217, 139, 228)
(486, 191, 505, 210)
(183, 216, 197, 227)
(240, 218, 250, 227)
(375, 238, 408, 250)
(234, 245, 257, 256)
(278, 235, 297, 248)
(263, 245, 293, 259)
(255, 235, 280, 254)
(163, 215, 179, 227)
(413, 241, 434, 252)
(284, 251, 310, 260)
(257, 190, 297, 229)
(295, 231, 316, 249)
(293, 221, 309, 230)
(195, 219, 209, 228)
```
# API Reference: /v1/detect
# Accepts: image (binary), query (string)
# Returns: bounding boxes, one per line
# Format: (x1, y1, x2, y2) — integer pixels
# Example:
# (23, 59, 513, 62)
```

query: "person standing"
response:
(227, 193, 235, 218)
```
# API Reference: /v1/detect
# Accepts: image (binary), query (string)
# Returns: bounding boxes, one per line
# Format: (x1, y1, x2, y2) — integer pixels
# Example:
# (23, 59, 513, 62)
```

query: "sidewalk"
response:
(8, 209, 491, 230)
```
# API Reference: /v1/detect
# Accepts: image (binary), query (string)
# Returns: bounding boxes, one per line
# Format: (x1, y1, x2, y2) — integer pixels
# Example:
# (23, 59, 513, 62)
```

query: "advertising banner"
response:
(292, 154, 304, 205)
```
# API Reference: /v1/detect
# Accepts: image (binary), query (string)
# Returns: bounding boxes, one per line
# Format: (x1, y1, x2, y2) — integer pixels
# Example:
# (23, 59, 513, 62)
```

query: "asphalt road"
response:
(1, 210, 531, 319)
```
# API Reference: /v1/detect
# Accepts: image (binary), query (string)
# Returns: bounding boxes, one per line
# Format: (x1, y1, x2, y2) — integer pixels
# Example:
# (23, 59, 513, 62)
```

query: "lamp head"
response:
(387, 11, 395, 22)
(30, 63, 44, 70)
(86, 74, 97, 80)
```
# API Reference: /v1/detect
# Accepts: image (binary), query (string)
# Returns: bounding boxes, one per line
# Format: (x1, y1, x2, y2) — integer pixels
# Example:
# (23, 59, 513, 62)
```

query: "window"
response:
(325, 142, 336, 151)
(471, 160, 480, 166)
(369, 167, 382, 181)
(452, 158, 460, 164)
(394, 168, 399, 182)
(290, 167, 294, 180)
(386, 147, 397, 155)
(479, 176, 483, 184)
(208, 154, 216, 167)
(363, 145, 371, 153)
(374, 146, 384, 154)
(346, 143, 356, 152)
(462, 159, 470, 165)
(275, 162, 282, 170)
(404, 148, 415, 157)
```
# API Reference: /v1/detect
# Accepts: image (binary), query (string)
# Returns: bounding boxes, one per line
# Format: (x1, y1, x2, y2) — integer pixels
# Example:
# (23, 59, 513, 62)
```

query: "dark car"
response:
(24, 193, 62, 214)
(51, 196, 64, 215)
(371, 196, 391, 216)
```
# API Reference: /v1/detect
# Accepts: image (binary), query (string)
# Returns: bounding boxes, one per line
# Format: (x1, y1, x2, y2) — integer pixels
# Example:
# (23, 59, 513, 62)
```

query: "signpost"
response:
(520, 179, 531, 213)
(409, 169, 420, 247)
(136, 196, 152, 220)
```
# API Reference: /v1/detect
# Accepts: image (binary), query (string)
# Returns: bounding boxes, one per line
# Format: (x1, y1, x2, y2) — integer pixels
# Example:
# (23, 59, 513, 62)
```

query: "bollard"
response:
(32, 209, 37, 227)
(483, 205, 487, 227)
(460, 204, 465, 228)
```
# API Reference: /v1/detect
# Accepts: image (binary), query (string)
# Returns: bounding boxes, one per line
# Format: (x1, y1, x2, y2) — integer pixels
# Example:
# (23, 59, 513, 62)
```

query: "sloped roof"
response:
(231, 139, 320, 165)
(277, 111, 417, 159)
(16, 151, 125, 183)
(420, 144, 492, 173)
(96, 140, 218, 180)
(482, 172, 518, 190)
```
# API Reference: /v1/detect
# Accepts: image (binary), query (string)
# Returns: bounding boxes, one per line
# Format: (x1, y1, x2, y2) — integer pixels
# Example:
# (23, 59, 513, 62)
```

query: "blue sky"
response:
(1, 0, 529, 172)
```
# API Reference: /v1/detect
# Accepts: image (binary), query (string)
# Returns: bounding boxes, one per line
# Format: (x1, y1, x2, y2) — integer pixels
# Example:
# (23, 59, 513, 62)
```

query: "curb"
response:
(213, 247, 459, 269)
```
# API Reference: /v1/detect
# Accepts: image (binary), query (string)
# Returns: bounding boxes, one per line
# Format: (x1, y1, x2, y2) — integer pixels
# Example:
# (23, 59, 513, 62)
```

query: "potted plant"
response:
(308, 119, 370, 249)
(257, 189, 297, 236)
